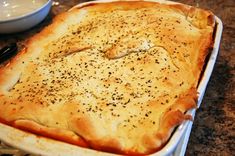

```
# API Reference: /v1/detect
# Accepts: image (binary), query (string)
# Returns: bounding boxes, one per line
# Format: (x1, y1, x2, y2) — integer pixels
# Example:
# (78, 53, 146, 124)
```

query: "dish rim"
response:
(0, 0, 52, 23)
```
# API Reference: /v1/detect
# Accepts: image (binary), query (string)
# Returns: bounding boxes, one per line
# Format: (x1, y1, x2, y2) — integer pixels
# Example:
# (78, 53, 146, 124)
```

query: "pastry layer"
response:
(0, 0, 214, 155)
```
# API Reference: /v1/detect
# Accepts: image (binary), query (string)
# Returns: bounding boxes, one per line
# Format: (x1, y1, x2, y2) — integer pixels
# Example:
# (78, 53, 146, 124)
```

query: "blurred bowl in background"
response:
(0, 0, 52, 34)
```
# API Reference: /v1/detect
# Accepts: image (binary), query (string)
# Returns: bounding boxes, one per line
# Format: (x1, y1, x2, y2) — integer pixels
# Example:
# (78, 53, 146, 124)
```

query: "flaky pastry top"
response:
(0, 0, 214, 155)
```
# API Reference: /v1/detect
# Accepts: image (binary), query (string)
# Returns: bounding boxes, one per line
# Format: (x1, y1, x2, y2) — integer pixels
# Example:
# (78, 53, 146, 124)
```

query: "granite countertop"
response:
(0, 0, 234, 156)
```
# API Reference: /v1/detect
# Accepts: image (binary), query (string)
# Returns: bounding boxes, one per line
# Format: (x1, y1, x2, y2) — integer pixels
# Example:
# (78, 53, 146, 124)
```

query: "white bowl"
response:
(0, 0, 52, 34)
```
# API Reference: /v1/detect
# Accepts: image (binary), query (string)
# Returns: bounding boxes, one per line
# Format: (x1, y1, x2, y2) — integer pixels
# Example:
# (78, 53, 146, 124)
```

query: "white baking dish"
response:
(0, 0, 223, 155)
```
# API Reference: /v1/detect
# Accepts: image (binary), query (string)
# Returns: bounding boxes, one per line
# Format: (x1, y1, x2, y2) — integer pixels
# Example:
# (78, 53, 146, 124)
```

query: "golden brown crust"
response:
(0, 0, 215, 155)
(12, 119, 88, 147)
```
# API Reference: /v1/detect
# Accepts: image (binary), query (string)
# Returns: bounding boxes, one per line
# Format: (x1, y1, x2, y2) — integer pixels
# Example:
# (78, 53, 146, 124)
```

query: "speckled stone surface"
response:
(0, 0, 234, 156)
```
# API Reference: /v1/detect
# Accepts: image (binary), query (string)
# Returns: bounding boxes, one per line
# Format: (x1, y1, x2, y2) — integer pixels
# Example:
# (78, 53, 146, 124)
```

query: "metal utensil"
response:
(0, 43, 18, 63)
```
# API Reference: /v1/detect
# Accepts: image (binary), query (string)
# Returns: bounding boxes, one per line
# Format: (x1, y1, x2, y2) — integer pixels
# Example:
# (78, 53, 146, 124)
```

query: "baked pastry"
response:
(0, 0, 215, 155)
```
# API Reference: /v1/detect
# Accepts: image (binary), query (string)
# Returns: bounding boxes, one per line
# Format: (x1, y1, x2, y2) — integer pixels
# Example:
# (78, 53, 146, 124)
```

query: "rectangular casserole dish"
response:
(0, 0, 223, 155)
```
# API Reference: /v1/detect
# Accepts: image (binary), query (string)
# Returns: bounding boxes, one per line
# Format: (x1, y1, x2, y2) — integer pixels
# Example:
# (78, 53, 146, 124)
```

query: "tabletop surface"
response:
(0, 0, 234, 156)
